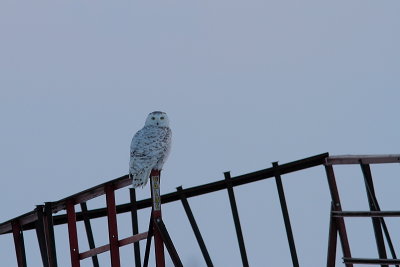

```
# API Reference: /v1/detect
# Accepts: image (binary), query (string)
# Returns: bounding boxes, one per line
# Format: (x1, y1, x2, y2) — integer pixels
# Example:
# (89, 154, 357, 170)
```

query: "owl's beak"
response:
(157, 122, 159, 126)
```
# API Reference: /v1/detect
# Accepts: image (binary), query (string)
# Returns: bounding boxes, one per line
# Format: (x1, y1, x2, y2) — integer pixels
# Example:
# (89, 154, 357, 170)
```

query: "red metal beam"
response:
(79, 232, 148, 260)
(119, 232, 148, 247)
(66, 200, 80, 267)
(105, 185, 121, 267)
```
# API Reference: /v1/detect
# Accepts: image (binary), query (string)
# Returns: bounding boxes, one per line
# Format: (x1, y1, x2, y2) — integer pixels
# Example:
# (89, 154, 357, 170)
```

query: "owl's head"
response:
(144, 111, 170, 127)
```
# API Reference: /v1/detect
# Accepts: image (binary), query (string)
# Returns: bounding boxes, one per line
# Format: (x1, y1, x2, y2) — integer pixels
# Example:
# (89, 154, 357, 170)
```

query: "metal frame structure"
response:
(325, 155, 400, 267)
(1, 153, 400, 266)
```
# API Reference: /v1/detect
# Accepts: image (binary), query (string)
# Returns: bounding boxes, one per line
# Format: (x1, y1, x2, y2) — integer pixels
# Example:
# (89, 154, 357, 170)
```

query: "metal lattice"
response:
(1, 152, 400, 267)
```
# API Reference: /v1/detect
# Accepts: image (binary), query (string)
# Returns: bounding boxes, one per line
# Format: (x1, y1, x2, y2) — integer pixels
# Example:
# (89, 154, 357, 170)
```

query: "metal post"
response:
(105, 184, 121, 267)
(326, 204, 338, 267)
(150, 169, 165, 267)
(35, 205, 50, 267)
(177, 186, 213, 267)
(324, 165, 353, 267)
(360, 164, 389, 267)
(80, 202, 100, 267)
(12, 221, 27, 267)
(129, 188, 141, 267)
(272, 162, 299, 267)
(224, 171, 249, 267)
(66, 199, 80, 267)
(44, 202, 58, 267)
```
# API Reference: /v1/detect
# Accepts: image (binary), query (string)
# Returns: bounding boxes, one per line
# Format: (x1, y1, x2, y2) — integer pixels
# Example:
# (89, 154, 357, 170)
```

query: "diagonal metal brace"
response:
(143, 216, 154, 267)
(153, 218, 183, 267)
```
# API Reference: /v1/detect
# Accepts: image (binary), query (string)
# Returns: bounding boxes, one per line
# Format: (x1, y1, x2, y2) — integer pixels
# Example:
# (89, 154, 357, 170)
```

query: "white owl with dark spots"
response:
(129, 111, 172, 188)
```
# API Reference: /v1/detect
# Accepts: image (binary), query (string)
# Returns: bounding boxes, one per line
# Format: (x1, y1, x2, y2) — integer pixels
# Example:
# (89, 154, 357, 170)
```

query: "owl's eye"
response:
(160, 117, 164, 120)
(151, 117, 155, 120)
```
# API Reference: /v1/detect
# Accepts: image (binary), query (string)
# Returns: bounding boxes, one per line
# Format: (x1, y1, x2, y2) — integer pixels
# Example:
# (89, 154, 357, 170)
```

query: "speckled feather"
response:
(129, 112, 171, 188)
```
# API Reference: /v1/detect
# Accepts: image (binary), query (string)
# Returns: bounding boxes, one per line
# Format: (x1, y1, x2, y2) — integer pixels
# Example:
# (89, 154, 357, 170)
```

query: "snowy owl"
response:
(129, 111, 172, 188)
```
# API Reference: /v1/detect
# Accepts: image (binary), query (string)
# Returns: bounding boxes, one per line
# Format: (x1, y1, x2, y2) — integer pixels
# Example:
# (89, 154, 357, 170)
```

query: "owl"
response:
(129, 111, 172, 188)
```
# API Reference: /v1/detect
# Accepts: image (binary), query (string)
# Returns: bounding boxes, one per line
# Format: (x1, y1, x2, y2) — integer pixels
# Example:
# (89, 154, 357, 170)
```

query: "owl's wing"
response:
(130, 129, 143, 156)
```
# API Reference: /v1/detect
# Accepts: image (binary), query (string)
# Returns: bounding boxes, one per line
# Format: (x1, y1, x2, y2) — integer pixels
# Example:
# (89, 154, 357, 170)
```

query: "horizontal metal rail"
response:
(343, 258, 400, 265)
(333, 211, 400, 217)
(325, 155, 400, 165)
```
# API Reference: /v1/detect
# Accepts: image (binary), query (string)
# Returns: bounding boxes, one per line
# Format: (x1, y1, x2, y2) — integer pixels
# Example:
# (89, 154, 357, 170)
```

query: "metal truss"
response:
(1, 152, 400, 266)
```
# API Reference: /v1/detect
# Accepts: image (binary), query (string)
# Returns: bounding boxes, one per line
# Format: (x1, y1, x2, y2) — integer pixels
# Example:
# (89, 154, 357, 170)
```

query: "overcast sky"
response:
(1, 1, 400, 266)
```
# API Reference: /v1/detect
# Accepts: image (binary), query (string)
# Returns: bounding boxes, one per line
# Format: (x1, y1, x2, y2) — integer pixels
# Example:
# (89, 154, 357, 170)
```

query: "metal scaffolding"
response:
(1, 152, 400, 267)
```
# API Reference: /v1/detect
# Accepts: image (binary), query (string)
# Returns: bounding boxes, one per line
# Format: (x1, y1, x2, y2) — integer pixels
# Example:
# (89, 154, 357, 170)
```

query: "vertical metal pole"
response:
(35, 205, 50, 267)
(324, 165, 353, 267)
(224, 172, 249, 267)
(44, 202, 58, 267)
(150, 169, 165, 267)
(272, 162, 299, 267)
(66, 199, 80, 267)
(12, 221, 27, 267)
(177, 186, 214, 267)
(105, 184, 121, 267)
(360, 164, 388, 267)
(80, 202, 100, 267)
(326, 204, 338, 267)
(129, 188, 141, 267)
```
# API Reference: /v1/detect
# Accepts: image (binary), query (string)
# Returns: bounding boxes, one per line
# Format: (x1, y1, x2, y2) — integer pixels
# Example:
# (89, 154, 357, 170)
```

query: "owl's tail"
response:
(130, 167, 152, 188)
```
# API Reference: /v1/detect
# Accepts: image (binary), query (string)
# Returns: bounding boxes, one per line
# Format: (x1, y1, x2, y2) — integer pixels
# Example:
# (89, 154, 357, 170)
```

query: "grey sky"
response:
(1, 0, 400, 266)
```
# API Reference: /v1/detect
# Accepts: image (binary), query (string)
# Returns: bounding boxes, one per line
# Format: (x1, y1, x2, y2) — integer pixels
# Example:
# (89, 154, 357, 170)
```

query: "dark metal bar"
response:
(80, 202, 100, 267)
(326, 155, 400, 165)
(272, 162, 299, 267)
(365, 188, 398, 265)
(324, 165, 353, 267)
(143, 217, 154, 267)
(66, 200, 80, 267)
(224, 171, 249, 267)
(44, 202, 58, 267)
(343, 258, 400, 265)
(129, 188, 141, 267)
(3, 153, 329, 233)
(154, 218, 183, 267)
(105, 184, 121, 267)
(177, 186, 213, 267)
(12, 221, 27, 267)
(326, 204, 337, 267)
(360, 164, 391, 267)
(35, 205, 50, 267)
(333, 211, 400, 217)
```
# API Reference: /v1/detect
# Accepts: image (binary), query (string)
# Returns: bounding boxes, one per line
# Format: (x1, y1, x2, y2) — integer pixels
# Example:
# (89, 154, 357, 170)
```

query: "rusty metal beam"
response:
(66, 200, 80, 267)
(105, 185, 121, 267)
